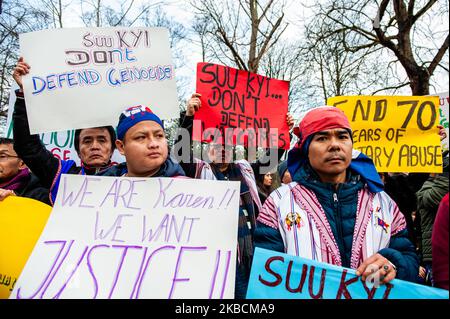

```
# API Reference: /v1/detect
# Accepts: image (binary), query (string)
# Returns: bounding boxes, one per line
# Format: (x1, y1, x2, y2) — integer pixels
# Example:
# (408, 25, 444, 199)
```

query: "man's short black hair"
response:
(74, 126, 116, 154)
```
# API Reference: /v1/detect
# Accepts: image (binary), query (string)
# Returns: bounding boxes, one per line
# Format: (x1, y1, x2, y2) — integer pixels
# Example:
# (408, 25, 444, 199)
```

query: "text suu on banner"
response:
(247, 248, 449, 299)
(327, 96, 442, 173)
(194, 63, 290, 149)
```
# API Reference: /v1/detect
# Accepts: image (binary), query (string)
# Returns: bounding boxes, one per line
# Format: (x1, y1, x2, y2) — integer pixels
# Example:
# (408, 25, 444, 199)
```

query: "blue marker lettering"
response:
(107, 68, 120, 86)
(46, 74, 57, 90)
(32, 76, 46, 95)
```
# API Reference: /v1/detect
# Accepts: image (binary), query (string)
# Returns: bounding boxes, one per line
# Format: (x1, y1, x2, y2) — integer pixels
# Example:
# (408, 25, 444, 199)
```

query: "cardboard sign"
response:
(19, 27, 179, 134)
(327, 95, 442, 173)
(0, 197, 52, 299)
(247, 248, 449, 299)
(5, 83, 17, 138)
(194, 63, 290, 149)
(10, 175, 240, 299)
(436, 92, 449, 152)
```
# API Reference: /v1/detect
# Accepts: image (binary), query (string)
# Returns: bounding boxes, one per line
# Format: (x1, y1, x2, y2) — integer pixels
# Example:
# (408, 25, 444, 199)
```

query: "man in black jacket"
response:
(0, 138, 50, 205)
(174, 93, 293, 299)
(12, 57, 117, 205)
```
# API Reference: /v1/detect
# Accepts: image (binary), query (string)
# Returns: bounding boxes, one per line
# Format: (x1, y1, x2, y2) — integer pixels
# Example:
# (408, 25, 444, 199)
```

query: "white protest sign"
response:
(11, 175, 240, 299)
(19, 27, 179, 134)
(5, 84, 18, 137)
(436, 92, 449, 152)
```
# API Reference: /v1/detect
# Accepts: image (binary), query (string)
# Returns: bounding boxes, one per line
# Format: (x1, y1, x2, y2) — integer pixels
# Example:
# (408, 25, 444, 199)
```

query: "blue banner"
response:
(247, 248, 449, 299)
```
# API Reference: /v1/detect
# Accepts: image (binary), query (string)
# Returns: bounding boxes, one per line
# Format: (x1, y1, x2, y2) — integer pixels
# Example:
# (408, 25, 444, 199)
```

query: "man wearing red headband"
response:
(255, 106, 419, 285)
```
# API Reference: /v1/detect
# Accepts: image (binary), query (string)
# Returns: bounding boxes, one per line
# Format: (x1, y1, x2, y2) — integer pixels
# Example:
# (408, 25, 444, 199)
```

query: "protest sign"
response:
(19, 27, 178, 134)
(4, 83, 17, 138)
(194, 63, 290, 149)
(247, 248, 449, 299)
(6, 88, 125, 165)
(10, 175, 240, 299)
(327, 95, 442, 173)
(0, 197, 52, 299)
(436, 92, 449, 152)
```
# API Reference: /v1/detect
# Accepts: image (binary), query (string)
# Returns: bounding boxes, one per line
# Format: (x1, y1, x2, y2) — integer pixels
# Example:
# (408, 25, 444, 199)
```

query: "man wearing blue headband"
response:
(97, 105, 185, 178)
(254, 106, 419, 285)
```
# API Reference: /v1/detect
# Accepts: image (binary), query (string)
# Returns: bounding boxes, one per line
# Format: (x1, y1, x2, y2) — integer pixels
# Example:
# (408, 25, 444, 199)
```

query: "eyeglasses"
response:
(0, 154, 20, 162)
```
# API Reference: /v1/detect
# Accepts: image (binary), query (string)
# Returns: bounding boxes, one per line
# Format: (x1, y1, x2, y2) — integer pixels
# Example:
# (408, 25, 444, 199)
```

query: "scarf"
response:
(0, 168, 31, 191)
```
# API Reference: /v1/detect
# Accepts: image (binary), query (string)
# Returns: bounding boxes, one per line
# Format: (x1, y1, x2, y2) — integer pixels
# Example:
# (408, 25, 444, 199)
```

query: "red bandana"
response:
(294, 106, 352, 150)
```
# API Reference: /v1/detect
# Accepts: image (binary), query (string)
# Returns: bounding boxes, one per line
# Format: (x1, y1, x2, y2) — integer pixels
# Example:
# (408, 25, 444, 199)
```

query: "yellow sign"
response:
(327, 96, 442, 173)
(0, 196, 52, 299)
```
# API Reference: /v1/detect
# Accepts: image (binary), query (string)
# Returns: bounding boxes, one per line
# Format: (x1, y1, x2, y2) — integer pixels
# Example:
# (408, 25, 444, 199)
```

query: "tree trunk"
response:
(248, 0, 259, 73)
(409, 69, 430, 95)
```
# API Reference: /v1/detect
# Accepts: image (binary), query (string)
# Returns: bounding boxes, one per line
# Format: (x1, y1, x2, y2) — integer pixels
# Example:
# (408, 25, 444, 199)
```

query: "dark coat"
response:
(6, 172, 51, 205)
(432, 193, 449, 290)
(13, 91, 81, 189)
(96, 159, 185, 178)
(384, 173, 418, 247)
(416, 174, 449, 263)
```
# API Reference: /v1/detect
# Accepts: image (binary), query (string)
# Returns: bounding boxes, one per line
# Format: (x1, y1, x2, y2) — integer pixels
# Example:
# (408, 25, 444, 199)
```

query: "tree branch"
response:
(373, 0, 400, 55)
(373, 0, 390, 28)
(218, 27, 248, 70)
(343, 40, 377, 53)
(114, 0, 135, 26)
(326, 13, 377, 42)
(371, 81, 411, 95)
(427, 34, 449, 75)
(255, 13, 284, 70)
(408, 0, 415, 16)
(259, 0, 275, 23)
(411, 0, 437, 25)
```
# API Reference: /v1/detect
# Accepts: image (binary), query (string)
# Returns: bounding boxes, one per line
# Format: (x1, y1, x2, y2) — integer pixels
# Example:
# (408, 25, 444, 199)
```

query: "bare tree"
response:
(191, 0, 289, 73)
(41, 0, 71, 28)
(79, 0, 161, 27)
(192, 15, 209, 62)
(301, 24, 397, 104)
(303, 0, 449, 96)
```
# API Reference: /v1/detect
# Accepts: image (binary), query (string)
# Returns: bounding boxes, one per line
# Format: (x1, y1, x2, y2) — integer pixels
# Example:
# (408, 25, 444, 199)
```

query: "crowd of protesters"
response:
(1, 57, 448, 297)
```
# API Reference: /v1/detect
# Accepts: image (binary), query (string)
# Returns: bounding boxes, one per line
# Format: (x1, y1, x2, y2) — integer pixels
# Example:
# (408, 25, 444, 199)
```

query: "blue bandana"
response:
(117, 105, 164, 140)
